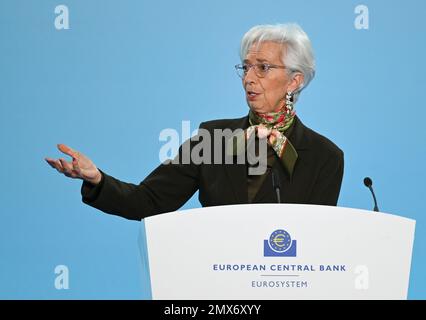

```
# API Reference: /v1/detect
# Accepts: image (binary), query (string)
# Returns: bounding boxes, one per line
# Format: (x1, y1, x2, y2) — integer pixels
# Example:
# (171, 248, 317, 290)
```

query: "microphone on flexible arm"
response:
(272, 169, 281, 203)
(363, 177, 379, 212)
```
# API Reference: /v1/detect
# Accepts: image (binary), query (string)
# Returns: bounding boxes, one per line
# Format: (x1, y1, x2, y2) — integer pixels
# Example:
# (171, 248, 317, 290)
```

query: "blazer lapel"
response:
(288, 116, 309, 151)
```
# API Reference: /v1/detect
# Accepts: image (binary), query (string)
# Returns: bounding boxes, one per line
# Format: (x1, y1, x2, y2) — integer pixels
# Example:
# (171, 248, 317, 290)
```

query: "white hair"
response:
(240, 23, 316, 103)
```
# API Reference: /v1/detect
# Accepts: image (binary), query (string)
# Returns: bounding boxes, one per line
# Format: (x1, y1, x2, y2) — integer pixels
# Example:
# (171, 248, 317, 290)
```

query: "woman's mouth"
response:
(246, 91, 260, 101)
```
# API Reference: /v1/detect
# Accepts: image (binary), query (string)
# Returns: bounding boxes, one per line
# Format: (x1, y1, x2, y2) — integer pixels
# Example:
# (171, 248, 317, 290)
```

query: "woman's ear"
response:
(288, 72, 304, 93)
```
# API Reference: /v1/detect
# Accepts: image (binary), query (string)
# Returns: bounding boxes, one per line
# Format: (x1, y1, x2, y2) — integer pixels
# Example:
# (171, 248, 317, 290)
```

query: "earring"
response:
(285, 91, 294, 115)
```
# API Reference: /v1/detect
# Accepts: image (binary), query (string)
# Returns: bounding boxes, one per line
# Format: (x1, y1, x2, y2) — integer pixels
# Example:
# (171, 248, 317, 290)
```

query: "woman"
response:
(45, 23, 344, 221)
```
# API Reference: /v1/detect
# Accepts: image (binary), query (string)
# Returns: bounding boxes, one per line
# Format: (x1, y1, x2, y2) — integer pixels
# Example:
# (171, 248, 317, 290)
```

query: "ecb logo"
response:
(264, 229, 297, 257)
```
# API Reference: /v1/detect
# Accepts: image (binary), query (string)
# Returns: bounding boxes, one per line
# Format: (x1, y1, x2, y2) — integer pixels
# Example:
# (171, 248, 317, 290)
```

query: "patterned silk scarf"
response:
(227, 106, 298, 177)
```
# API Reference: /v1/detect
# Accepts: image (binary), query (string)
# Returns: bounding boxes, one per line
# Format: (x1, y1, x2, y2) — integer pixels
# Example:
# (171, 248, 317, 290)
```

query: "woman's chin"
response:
(247, 102, 262, 112)
(248, 104, 271, 114)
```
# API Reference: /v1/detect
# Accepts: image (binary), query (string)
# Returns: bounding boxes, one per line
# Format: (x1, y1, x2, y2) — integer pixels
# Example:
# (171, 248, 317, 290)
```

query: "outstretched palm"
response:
(45, 144, 102, 185)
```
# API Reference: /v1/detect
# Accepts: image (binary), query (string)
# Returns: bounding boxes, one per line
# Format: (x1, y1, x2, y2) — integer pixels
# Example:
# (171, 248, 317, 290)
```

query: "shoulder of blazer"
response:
(294, 117, 344, 161)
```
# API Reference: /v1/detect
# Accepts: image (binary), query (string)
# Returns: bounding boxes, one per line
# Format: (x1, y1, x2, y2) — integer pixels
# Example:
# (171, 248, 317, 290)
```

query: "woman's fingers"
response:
(45, 158, 56, 169)
(59, 158, 79, 178)
(45, 158, 64, 173)
(72, 158, 82, 175)
(57, 144, 79, 159)
(46, 145, 90, 179)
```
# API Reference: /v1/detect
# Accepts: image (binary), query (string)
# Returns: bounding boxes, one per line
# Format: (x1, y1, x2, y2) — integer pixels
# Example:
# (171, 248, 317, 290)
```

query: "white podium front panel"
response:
(141, 204, 415, 300)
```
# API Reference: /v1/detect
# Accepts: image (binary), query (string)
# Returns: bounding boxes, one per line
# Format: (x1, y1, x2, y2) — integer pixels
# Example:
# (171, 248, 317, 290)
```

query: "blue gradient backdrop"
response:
(1, 0, 425, 299)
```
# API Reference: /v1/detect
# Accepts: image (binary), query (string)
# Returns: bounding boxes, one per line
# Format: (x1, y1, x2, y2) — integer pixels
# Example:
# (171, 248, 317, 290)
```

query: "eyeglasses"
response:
(234, 63, 287, 78)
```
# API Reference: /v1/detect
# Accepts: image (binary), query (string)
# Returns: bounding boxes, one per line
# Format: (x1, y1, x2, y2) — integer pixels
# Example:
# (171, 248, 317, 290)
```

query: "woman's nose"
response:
(244, 67, 258, 85)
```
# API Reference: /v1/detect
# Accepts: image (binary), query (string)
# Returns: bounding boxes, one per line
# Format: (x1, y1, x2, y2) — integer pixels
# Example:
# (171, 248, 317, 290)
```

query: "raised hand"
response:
(45, 144, 102, 185)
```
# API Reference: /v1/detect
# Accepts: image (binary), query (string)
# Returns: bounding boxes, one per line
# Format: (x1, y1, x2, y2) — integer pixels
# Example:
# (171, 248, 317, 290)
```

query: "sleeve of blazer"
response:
(80, 123, 207, 221)
(309, 149, 344, 206)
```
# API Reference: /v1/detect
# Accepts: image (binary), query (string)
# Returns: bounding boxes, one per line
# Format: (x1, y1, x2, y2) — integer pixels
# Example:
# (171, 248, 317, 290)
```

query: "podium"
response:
(138, 204, 415, 299)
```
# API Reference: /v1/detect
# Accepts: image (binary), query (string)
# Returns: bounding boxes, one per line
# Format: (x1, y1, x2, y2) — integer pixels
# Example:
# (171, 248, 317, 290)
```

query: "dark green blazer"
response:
(81, 116, 344, 220)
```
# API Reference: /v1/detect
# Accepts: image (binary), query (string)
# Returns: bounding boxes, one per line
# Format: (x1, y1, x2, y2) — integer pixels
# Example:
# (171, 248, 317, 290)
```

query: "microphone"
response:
(363, 177, 379, 212)
(272, 169, 281, 203)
